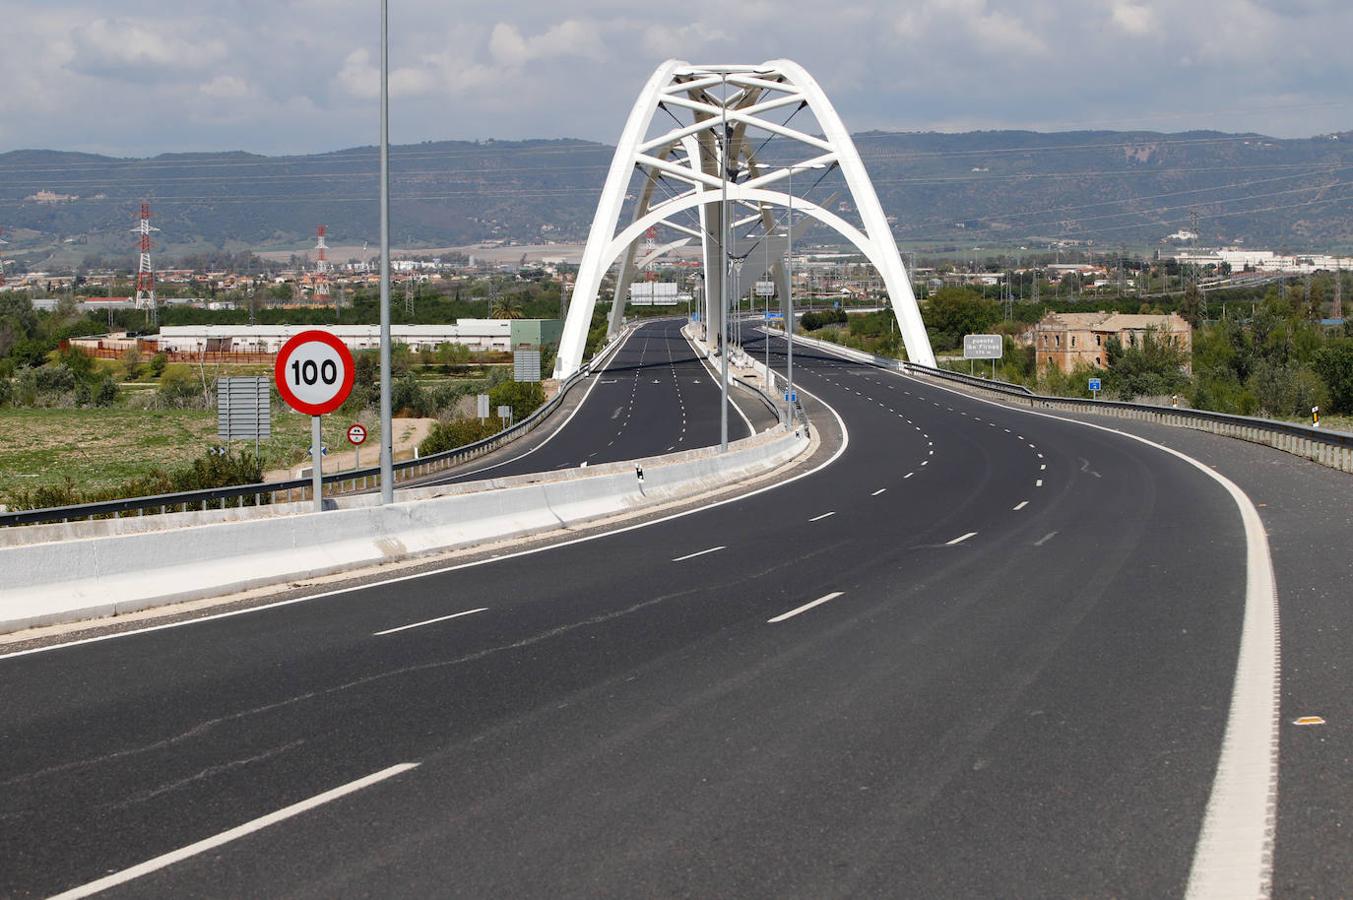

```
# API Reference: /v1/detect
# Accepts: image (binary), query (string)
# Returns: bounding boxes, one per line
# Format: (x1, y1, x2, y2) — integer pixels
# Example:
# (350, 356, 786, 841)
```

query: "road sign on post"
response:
(347, 422, 367, 469)
(962, 334, 1003, 359)
(216, 376, 271, 458)
(275, 330, 355, 512)
(497, 404, 513, 427)
(513, 346, 542, 383)
(1088, 376, 1102, 399)
(476, 394, 490, 420)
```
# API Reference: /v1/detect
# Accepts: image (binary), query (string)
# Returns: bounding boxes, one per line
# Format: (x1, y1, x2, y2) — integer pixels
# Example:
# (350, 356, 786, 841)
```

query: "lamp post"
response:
(719, 74, 730, 452)
(377, 0, 394, 503)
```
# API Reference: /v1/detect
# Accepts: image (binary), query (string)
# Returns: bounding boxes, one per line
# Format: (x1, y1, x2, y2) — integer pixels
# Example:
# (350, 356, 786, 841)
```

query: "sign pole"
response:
(377, 0, 394, 505)
(311, 415, 323, 513)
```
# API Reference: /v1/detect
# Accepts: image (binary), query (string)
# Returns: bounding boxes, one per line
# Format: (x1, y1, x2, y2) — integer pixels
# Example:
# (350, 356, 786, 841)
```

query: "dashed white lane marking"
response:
(1034, 531, 1058, 546)
(1013, 500, 1029, 511)
(672, 545, 727, 562)
(1040, 464, 1047, 471)
(872, 488, 887, 496)
(904, 472, 914, 479)
(374, 607, 487, 636)
(1036, 479, 1043, 487)
(920, 460, 929, 466)
(945, 532, 978, 546)
(809, 511, 836, 522)
(50, 764, 422, 900)
(768, 591, 845, 623)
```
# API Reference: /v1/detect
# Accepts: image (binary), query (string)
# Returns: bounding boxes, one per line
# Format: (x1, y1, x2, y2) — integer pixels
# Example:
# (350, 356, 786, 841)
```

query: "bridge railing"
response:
(781, 328, 1353, 474)
(0, 326, 636, 528)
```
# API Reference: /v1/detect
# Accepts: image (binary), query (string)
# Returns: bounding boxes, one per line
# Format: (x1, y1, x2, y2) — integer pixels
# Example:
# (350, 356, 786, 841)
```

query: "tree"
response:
(122, 347, 144, 381)
(1313, 341, 1353, 413)
(922, 287, 1000, 341)
(490, 295, 525, 319)
(1179, 282, 1204, 326)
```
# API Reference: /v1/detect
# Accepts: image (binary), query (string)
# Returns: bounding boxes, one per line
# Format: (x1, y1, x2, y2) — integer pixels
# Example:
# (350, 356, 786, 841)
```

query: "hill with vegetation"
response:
(1, 129, 1351, 267)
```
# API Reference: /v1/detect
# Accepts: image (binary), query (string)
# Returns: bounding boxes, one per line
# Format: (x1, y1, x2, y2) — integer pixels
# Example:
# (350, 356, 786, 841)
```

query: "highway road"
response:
(419, 316, 755, 484)
(1, 326, 1325, 897)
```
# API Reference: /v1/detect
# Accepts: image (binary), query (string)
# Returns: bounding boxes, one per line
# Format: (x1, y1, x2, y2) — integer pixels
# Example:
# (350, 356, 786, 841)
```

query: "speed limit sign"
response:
(274, 330, 355, 415)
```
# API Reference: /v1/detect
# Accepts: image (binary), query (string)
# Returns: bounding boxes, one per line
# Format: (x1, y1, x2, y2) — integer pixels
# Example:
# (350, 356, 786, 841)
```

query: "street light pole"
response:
(719, 74, 729, 453)
(377, 0, 394, 503)
(786, 161, 795, 427)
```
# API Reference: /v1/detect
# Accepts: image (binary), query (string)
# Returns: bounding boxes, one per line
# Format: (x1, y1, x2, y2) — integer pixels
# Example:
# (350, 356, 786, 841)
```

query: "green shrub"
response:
(156, 372, 209, 408)
(147, 352, 169, 378)
(418, 416, 506, 456)
(391, 373, 431, 417)
(489, 379, 545, 422)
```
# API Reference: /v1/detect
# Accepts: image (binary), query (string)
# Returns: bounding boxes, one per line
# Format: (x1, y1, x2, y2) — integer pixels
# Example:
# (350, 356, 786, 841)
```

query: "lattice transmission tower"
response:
(133, 202, 159, 324)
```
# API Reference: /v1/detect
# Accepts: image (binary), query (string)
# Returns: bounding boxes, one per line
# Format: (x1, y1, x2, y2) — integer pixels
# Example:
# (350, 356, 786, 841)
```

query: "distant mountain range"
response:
(2, 128, 1351, 267)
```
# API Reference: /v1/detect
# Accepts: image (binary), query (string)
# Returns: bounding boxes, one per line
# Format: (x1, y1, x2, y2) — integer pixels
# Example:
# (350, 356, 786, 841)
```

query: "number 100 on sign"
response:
(274, 330, 355, 416)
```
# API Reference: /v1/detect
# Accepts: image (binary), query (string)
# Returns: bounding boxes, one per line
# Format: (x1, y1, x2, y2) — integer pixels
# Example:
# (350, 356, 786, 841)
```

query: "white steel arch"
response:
(554, 59, 936, 378)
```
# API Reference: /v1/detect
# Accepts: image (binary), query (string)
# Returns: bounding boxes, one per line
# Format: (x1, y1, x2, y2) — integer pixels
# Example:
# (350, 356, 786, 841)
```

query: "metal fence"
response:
(0, 328, 635, 528)
(782, 328, 1353, 474)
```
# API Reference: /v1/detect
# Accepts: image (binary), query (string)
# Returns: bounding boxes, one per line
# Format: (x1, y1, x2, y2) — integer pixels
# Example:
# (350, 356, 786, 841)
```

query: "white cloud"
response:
(488, 20, 608, 67)
(67, 18, 228, 76)
(199, 75, 251, 100)
(1110, 1, 1156, 34)
(1, 0, 1352, 157)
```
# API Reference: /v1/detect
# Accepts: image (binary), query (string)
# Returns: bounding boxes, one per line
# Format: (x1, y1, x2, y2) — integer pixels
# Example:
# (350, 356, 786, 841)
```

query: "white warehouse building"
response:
(152, 319, 563, 354)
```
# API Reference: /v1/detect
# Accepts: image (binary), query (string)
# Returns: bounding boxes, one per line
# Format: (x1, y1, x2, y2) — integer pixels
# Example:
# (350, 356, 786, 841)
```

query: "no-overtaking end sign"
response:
(274, 330, 355, 416)
(347, 423, 368, 445)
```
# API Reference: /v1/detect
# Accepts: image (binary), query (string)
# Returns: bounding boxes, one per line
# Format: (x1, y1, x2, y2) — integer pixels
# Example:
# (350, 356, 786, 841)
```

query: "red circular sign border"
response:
(346, 423, 368, 445)
(273, 330, 356, 416)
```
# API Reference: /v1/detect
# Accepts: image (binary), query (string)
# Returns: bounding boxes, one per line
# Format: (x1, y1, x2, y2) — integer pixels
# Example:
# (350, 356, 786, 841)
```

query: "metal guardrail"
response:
(784, 328, 1353, 474)
(0, 327, 636, 528)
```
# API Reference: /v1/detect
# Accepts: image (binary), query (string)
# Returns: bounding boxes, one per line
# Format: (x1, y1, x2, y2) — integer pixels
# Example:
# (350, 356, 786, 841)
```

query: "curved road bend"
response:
(2, 326, 1261, 897)
(415, 316, 750, 485)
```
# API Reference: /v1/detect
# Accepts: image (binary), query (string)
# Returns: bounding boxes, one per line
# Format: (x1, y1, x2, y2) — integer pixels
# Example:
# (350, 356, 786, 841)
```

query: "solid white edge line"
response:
(671, 545, 727, 562)
(1, 345, 851, 663)
(768, 591, 844, 623)
(372, 607, 488, 637)
(809, 511, 836, 522)
(945, 532, 978, 545)
(872, 359, 1278, 900)
(49, 763, 420, 900)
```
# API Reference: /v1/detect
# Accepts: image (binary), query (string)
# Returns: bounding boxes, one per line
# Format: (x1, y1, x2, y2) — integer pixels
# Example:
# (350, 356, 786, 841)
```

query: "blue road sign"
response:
(784, 391, 798, 403)
(691, 312, 701, 322)
(764, 311, 784, 320)
(1088, 377, 1102, 393)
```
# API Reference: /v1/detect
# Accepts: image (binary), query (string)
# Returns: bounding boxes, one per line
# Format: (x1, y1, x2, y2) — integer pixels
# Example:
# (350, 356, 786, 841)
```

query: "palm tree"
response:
(490, 295, 525, 319)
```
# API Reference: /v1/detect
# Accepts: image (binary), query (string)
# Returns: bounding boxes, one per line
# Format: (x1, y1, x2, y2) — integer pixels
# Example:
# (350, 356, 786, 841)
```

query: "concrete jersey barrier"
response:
(0, 427, 807, 635)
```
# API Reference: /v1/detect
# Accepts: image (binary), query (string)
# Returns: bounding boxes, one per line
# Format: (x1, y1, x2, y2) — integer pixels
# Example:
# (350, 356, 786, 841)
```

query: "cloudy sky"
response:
(2, 0, 1351, 158)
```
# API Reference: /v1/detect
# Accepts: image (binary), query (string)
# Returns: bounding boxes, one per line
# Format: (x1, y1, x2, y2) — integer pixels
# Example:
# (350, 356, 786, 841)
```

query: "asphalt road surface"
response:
(2, 327, 1323, 897)
(422, 317, 751, 484)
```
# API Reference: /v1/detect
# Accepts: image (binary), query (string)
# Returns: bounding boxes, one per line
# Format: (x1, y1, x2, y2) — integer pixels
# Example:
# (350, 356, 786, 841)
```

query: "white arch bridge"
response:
(554, 59, 937, 379)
